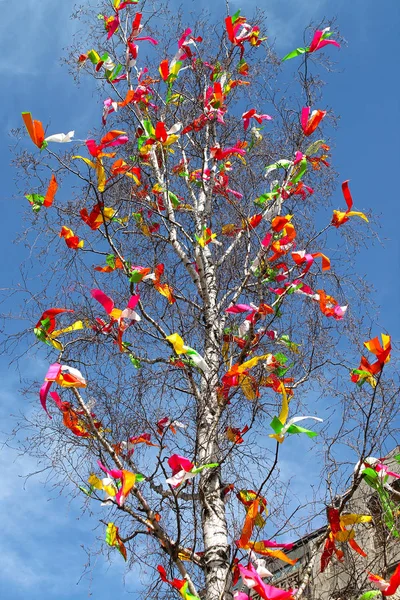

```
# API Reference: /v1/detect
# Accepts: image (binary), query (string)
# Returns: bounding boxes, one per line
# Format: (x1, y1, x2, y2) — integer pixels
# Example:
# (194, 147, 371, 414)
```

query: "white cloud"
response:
(0, 434, 129, 597)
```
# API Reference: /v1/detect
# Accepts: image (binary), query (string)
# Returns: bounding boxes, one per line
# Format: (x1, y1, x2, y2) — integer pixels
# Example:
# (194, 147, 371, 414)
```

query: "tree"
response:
(8, 1, 400, 599)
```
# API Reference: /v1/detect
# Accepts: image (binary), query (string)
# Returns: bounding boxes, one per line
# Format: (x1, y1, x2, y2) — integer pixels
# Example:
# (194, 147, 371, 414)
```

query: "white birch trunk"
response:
(198, 307, 232, 599)
(198, 399, 232, 600)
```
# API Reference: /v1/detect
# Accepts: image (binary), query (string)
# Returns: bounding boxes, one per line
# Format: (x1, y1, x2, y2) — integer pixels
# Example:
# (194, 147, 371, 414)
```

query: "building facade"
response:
(266, 448, 400, 599)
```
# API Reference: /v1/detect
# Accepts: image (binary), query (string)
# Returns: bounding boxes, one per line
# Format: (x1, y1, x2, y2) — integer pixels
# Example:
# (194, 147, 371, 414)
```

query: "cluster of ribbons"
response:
(351, 334, 391, 387)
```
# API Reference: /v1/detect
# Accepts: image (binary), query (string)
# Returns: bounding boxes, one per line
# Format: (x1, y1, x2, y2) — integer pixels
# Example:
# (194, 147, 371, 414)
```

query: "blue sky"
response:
(1, 0, 399, 598)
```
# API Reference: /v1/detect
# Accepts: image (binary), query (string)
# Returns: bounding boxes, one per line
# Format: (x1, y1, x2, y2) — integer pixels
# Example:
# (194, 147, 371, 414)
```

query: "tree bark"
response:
(198, 401, 232, 600)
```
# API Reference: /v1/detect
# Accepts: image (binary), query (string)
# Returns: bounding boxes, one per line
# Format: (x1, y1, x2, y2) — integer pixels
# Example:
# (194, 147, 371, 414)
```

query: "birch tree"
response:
(8, 2, 400, 600)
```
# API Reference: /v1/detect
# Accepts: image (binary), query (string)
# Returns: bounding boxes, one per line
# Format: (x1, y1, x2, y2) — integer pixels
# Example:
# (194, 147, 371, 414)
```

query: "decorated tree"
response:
(9, 1, 400, 599)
